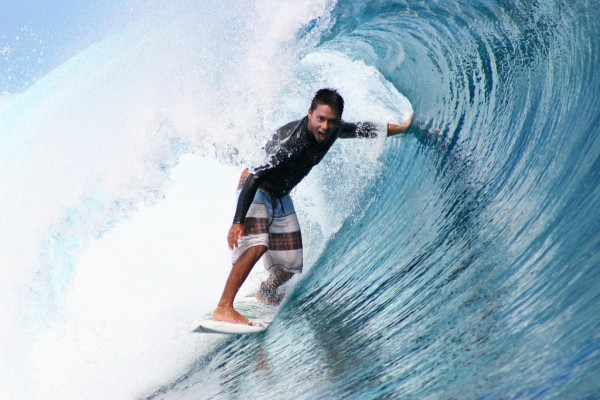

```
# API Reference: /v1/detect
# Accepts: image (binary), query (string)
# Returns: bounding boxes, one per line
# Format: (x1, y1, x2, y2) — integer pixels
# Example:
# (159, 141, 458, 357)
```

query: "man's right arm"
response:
(228, 169, 257, 249)
(228, 152, 279, 249)
(232, 172, 263, 225)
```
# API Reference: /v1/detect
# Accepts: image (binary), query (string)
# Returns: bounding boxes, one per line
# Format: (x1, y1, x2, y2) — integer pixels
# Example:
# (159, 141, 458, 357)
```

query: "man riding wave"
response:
(213, 88, 413, 325)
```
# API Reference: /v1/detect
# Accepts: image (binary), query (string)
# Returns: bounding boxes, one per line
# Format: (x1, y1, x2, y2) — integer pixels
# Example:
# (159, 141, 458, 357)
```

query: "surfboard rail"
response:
(193, 319, 269, 335)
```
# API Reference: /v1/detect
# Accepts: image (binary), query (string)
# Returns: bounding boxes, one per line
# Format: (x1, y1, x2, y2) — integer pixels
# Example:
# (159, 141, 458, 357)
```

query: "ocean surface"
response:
(1, 0, 599, 399)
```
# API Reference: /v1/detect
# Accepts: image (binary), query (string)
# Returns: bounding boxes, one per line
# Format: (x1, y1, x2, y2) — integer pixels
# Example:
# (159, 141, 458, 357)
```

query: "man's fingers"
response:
(227, 228, 236, 249)
(227, 224, 244, 250)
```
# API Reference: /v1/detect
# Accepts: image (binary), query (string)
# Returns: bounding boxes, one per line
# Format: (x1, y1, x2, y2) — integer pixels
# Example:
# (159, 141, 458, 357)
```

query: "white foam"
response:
(30, 156, 237, 399)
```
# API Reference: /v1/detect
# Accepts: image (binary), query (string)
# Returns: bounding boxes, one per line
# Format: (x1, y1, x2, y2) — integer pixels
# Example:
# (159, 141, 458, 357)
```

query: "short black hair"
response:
(310, 88, 344, 117)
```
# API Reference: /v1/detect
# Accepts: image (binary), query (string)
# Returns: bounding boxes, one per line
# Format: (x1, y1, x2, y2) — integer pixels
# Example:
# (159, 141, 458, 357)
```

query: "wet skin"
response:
(307, 104, 340, 143)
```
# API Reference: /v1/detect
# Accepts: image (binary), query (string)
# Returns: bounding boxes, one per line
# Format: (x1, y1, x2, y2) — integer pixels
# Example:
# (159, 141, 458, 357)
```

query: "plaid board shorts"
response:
(231, 188, 304, 274)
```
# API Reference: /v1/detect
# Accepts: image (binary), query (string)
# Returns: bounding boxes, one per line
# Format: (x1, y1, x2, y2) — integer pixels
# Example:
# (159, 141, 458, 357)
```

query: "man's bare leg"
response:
(213, 245, 267, 324)
(256, 269, 294, 305)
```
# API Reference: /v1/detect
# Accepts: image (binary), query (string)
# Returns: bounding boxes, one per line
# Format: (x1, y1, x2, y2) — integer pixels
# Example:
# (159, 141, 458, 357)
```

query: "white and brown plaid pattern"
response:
(232, 186, 303, 274)
(243, 217, 269, 236)
(269, 231, 302, 251)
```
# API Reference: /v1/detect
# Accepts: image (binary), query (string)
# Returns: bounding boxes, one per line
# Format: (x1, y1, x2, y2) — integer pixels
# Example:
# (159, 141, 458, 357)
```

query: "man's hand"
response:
(387, 112, 414, 136)
(228, 223, 244, 250)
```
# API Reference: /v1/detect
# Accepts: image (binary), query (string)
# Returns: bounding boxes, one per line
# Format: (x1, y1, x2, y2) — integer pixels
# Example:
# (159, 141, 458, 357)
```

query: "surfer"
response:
(213, 88, 414, 325)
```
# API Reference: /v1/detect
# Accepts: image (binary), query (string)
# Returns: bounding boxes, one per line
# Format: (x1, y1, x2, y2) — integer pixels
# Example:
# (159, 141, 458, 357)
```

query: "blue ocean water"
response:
(147, 1, 600, 399)
(1, 0, 599, 399)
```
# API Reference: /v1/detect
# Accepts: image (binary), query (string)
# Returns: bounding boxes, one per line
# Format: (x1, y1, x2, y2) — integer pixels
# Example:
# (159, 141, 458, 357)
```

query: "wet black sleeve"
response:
(231, 135, 292, 224)
(232, 172, 264, 224)
(337, 121, 383, 138)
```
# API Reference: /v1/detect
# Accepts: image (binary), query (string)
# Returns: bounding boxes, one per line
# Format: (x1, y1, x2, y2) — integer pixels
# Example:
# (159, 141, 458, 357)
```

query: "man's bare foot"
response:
(212, 305, 253, 325)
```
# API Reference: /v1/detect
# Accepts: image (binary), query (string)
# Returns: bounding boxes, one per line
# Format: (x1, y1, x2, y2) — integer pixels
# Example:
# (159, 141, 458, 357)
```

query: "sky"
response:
(1, 0, 133, 92)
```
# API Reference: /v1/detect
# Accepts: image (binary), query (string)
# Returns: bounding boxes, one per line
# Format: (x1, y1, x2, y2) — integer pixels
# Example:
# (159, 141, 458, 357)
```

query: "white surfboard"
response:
(193, 319, 268, 335)
(192, 294, 276, 335)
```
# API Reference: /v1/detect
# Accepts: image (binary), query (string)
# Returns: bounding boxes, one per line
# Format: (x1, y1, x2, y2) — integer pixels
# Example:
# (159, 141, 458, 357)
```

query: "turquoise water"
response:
(149, 1, 600, 399)
(1, 0, 598, 399)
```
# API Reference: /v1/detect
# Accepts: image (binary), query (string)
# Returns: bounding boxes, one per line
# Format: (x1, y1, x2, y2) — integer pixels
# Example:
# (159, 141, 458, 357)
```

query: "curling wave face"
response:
(1, 0, 599, 399)
(148, 0, 600, 399)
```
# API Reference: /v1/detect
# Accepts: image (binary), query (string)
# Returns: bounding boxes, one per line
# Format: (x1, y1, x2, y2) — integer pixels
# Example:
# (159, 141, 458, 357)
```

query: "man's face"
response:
(307, 104, 340, 143)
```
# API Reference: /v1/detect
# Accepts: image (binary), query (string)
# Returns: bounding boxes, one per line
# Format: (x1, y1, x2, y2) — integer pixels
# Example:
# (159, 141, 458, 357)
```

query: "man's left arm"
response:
(386, 112, 414, 137)
(339, 112, 414, 138)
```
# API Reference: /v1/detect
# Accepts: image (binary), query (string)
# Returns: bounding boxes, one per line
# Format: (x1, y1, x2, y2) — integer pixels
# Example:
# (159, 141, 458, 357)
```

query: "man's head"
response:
(307, 88, 344, 143)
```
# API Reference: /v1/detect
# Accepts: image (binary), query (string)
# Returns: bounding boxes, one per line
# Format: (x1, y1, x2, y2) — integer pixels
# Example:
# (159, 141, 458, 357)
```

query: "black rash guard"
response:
(233, 116, 381, 224)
